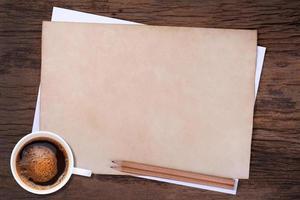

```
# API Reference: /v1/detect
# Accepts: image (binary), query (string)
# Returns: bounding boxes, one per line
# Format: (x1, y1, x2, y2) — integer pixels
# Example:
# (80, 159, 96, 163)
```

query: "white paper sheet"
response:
(255, 47, 266, 96)
(32, 7, 266, 195)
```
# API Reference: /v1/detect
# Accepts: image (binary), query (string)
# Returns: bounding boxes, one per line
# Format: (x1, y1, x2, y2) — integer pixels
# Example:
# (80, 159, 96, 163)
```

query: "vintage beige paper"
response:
(41, 22, 257, 179)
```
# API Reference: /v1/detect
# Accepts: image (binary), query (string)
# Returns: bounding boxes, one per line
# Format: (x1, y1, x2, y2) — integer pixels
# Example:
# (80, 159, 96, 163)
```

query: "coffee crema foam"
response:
(16, 138, 69, 190)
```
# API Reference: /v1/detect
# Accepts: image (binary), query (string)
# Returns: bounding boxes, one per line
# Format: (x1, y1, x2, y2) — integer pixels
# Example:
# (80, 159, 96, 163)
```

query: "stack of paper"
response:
(33, 7, 266, 195)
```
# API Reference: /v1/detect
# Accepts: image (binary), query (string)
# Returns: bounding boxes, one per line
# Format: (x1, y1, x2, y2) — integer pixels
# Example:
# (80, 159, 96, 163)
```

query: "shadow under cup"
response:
(11, 132, 74, 194)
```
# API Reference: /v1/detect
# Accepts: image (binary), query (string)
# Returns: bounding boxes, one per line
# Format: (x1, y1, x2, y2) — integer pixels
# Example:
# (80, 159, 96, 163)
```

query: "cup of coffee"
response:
(10, 131, 92, 195)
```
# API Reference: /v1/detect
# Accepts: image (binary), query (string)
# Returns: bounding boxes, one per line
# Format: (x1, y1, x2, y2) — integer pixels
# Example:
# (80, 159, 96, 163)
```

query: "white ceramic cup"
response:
(10, 131, 92, 195)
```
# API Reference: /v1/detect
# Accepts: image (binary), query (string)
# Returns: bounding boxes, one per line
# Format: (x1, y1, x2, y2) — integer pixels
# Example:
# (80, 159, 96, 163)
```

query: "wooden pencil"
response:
(111, 160, 235, 189)
(111, 165, 233, 189)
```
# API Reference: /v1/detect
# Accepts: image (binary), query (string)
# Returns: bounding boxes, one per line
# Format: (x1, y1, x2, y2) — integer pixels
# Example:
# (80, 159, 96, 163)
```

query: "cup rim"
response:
(10, 131, 74, 195)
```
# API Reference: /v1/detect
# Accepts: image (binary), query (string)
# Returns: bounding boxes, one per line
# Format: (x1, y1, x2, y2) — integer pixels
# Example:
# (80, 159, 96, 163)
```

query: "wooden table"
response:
(1, 1, 299, 199)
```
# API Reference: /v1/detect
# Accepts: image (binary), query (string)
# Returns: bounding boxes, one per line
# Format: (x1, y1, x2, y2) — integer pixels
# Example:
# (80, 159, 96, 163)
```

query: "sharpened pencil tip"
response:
(111, 165, 120, 170)
(112, 160, 121, 164)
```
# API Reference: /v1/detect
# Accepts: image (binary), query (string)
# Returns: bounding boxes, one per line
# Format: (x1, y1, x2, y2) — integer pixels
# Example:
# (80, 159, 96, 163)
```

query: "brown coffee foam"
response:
(19, 144, 58, 183)
(16, 137, 69, 190)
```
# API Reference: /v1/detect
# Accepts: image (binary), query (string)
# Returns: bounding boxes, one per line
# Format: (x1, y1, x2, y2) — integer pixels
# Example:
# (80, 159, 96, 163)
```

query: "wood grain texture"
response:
(0, 0, 299, 199)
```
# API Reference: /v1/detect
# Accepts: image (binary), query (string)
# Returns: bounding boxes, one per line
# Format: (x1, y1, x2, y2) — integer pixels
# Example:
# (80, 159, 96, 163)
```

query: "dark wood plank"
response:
(0, 0, 299, 199)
